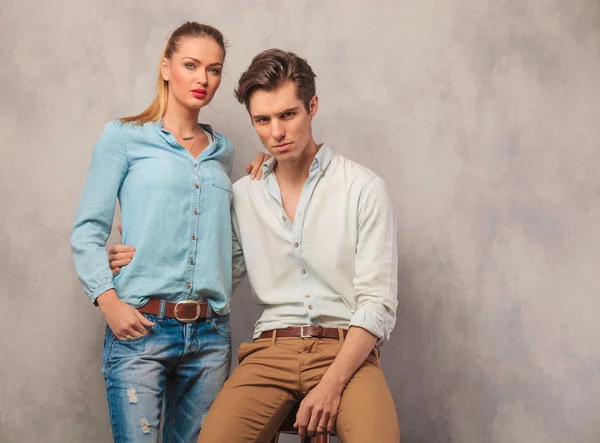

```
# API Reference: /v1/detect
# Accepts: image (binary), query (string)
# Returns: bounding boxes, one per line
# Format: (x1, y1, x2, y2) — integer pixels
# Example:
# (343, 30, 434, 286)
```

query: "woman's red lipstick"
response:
(192, 89, 207, 99)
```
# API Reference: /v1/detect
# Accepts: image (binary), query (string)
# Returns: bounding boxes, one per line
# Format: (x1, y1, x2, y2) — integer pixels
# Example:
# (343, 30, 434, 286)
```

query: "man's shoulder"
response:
(330, 154, 382, 186)
(232, 174, 252, 194)
(232, 175, 262, 207)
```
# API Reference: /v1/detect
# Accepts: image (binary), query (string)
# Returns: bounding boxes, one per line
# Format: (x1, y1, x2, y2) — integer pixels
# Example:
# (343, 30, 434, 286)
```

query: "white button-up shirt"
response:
(231, 145, 398, 343)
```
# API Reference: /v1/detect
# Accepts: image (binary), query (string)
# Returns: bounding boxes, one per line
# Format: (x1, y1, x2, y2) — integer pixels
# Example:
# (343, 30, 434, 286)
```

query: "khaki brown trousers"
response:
(198, 333, 400, 443)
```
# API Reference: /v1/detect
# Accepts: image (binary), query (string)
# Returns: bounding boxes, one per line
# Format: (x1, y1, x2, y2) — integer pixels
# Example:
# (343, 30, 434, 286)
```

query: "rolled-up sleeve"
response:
(71, 121, 128, 303)
(349, 176, 398, 344)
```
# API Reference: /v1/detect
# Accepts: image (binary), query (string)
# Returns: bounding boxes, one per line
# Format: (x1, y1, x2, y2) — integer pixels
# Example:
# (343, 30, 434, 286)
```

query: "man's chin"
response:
(273, 152, 298, 163)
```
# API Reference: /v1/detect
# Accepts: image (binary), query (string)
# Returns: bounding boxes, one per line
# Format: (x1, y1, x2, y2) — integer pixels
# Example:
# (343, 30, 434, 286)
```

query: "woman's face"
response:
(162, 36, 224, 111)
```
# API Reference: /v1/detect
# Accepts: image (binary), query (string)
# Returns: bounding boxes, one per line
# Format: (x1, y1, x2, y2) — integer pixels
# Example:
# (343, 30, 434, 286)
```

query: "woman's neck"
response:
(162, 101, 201, 136)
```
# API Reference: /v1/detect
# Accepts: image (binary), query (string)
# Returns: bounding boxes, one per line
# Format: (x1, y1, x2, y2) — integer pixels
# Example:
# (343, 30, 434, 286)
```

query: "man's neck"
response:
(162, 99, 200, 136)
(274, 140, 320, 187)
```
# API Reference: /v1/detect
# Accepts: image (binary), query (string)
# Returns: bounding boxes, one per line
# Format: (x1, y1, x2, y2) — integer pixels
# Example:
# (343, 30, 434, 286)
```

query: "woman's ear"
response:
(160, 58, 170, 81)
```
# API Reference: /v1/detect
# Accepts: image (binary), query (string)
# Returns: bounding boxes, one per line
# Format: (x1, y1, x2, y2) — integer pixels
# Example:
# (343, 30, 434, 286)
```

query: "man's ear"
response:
(160, 58, 170, 81)
(309, 95, 319, 118)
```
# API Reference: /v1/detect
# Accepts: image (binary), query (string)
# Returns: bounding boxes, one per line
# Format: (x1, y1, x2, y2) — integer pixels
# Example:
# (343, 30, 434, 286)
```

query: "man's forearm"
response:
(320, 326, 378, 391)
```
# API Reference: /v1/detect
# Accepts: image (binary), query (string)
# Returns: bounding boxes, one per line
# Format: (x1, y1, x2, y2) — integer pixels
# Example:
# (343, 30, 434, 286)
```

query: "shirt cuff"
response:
(90, 282, 115, 305)
(349, 303, 392, 346)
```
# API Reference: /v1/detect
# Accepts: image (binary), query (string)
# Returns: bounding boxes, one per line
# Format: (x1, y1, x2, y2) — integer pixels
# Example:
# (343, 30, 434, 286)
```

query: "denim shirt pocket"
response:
(208, 165, 233, 194)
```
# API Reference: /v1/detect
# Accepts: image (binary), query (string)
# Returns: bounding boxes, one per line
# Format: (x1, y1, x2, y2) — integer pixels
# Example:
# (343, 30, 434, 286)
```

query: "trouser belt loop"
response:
(338, 327, 345, 345)
(271, 329, 278, 346)
(158, 299, 167, 322)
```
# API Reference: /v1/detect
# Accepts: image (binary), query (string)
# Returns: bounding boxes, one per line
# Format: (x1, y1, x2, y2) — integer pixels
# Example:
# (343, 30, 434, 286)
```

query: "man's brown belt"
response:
(258, 326, 348, 340)
(137, 299, 219, 322)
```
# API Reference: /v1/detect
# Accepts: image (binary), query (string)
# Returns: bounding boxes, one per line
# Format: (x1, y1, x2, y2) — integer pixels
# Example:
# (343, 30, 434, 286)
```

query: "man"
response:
(111, 49, 400, 442)
(201, 49, 399, 442)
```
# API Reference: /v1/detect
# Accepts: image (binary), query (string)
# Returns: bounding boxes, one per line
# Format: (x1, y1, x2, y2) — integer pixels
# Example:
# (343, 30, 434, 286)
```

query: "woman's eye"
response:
(185, 63, 195, 69)
(209, 68, 221, 75)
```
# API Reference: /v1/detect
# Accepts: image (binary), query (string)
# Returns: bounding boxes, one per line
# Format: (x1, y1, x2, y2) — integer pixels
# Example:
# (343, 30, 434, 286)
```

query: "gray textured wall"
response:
(1, 0, 599, 442)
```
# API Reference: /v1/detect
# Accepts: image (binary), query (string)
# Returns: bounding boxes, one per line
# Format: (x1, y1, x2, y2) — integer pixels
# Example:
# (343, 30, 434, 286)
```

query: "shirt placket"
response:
(269, 158, 325, 322)
(185, 159, 202, 298)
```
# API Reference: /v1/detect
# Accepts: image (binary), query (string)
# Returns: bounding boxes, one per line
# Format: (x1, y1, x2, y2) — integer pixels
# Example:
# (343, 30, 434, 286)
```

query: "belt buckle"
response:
(300, 325, 312, 339)
(174, 300, 201, 323)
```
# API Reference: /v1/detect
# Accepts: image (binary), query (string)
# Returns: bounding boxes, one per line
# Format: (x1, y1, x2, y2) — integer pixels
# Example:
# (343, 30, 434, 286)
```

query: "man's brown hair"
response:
(235, 49, 317, 112)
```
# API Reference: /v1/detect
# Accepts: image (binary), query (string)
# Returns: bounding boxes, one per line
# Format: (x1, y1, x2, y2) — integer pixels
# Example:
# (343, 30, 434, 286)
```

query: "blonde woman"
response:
(71, 22, 266, 442)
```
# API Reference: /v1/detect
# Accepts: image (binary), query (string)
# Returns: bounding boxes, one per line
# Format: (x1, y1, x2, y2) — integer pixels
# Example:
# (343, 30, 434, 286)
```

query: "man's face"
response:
(248, 81, 318, 164)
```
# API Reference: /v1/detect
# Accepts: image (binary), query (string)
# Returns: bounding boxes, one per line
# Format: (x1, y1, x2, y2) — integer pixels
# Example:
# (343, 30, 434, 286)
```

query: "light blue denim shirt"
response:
(71, 120, 234, 312)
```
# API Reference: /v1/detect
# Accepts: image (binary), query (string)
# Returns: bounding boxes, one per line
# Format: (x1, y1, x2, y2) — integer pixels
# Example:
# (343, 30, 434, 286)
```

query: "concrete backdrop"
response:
(1, 0, 599, 442)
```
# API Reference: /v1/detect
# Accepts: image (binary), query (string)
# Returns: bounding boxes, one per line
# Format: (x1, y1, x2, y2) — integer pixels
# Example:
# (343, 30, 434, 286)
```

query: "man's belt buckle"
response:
(300, 325, 312, 339)
(174, 300, 201, 322)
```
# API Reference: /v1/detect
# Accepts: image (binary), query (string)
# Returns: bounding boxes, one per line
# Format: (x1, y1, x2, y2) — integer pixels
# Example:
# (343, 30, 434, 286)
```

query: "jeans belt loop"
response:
(205, 302, 212, 322)
(158, 299, 167, 322)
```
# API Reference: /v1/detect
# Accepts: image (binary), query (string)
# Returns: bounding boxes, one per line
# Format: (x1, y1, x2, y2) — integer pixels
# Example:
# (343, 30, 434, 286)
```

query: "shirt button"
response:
(191, 234, 196, 240)
(194, 209, 198, 215)
(282, 215, 287, 222)
(193, 164, 197, 168)
(294, 242, 299, 248)
(305, 294, 310, 298)
(194, 184, 199, 189)
(301, 268, 306, 275)
(190, 259, 194, 265)
(187, 284, 191, 289)
(320, 169, 325, 175)
(308, 305, 313, 310)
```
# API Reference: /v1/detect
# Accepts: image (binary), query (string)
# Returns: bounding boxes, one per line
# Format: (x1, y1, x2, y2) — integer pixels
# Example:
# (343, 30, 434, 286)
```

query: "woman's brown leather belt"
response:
(137, 299, 220, 322)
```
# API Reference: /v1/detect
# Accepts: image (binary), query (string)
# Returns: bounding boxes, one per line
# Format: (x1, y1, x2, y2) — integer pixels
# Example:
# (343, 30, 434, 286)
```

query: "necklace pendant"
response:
(182, 136, 194, 141)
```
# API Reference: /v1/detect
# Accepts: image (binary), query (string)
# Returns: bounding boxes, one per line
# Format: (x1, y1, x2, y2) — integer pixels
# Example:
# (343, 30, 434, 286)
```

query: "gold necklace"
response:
(164, 119, 198, 141)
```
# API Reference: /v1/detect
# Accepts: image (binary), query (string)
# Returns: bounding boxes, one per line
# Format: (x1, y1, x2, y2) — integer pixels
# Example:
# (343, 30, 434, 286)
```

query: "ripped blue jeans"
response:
(101, 307, 231, 443)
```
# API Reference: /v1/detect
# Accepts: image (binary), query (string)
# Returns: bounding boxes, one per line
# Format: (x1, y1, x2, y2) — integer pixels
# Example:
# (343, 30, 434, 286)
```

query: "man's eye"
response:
(282, 112, 296, 118)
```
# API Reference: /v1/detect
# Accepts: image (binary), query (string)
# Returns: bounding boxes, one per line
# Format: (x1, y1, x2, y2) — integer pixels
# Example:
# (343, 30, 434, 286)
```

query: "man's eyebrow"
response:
(251, 107, 301, 120)
(277, 107, 300, 116)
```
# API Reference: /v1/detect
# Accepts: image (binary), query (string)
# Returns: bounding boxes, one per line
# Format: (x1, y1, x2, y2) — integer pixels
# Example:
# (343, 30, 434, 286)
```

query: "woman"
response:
(71, 22, 266, 442)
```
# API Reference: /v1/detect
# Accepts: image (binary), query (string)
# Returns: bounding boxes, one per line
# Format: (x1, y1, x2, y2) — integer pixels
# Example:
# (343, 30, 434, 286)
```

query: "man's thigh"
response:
(335, 353, 400, 443)
(197, 339, 300, 443)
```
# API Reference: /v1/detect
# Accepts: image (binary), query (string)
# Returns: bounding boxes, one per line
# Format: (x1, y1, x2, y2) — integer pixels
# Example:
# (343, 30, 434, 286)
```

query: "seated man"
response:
(111, 49, 400, 442)
(202, 49, 399, 443)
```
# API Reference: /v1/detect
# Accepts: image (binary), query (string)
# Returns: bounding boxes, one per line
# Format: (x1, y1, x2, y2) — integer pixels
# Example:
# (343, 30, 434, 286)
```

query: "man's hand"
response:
(97, 290, 154, 340)
(294, 374, 344, 438)
(245, 152, 271, 180)
(108, 223, 135, 275)
(293, 327, 379, 438)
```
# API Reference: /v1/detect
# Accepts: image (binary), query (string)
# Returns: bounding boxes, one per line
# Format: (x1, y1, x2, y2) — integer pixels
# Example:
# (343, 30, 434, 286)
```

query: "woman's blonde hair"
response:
(120, 22, 226, 125)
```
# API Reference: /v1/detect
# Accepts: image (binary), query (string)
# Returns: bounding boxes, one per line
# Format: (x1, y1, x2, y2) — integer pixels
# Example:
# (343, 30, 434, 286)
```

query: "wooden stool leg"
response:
(270, 432, 280, 443)
(315, 434, 330, 443)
